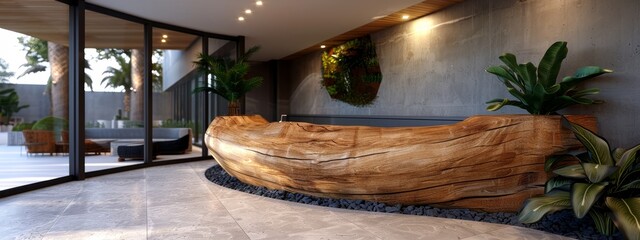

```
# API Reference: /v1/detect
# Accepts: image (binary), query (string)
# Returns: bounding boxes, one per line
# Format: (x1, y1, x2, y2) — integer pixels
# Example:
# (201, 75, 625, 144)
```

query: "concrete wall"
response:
(286, 0, 640, 147)
(163, 37, 201, 91)
(246, 61, 276, 121)
(11, 84, 174, 123)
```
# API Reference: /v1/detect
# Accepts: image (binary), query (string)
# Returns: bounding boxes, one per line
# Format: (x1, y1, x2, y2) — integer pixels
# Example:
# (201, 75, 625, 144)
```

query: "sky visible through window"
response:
(0, 28, 123, 92)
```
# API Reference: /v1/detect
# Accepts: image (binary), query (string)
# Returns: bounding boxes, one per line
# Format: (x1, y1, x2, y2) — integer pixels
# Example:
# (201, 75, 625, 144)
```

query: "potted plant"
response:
(193, 46, 263, 116)
(518, 117, 640, 239)
(485, 41, 612, 115)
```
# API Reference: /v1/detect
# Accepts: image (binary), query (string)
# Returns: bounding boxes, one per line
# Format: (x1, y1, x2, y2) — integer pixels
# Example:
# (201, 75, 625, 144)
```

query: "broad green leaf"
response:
(498, 53, 520, 73)
(516, 63, 537, 89)
(486, 66, 518, 88)
(486, 99, 507, 111)
(571, 182, 609, 218)
(518, 190, 571, 223)
(529, 83, 548, 114)
(613, 147, 626, 163)
(588, 208, 616, 236)
(581, 162, 618, 183)
(486, 99, 527, 112)
(616, 179, 640, 193)
(605, 197, 640, 240)
(506, 87, 530, 108)
(553, 164, 586, 178)
(570, 88, 600, 98)
(546, 83, 561, 94)
(615, 143, 640, 185)
(538, 41, 568, 89)
(568, 121, 613, 165)
(560, 66, 612, 92)
(545, 154, 579, 172)
(545, 176, 573, 193)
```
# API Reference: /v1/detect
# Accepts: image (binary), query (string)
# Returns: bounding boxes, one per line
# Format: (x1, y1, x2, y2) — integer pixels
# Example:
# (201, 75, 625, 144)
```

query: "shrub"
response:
(518, 117, 640, 239)
(32, 116, 68, 131)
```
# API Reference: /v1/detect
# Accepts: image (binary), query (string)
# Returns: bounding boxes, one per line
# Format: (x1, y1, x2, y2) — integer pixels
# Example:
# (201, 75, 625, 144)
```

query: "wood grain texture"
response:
(205, 115, 597, 212)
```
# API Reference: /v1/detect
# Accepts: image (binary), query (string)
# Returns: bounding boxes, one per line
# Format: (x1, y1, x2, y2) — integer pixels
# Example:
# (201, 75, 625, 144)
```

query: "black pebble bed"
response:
(205, 165, 621, 240)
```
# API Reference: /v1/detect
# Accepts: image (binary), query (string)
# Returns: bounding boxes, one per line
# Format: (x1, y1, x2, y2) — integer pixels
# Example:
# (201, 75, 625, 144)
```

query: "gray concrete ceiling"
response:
(86, 0, 425, 61)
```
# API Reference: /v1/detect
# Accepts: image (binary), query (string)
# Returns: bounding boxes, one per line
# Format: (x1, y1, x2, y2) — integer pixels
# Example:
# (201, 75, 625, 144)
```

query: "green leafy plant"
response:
(12, 122, 34, 131)
(321, 36, 382, 107)
(0, 88, 29, 125)
(486, 41, 612, 115)
(193, 46, 263, 115)
(518, 117, 640, 239)
(32, 116, 68, 131)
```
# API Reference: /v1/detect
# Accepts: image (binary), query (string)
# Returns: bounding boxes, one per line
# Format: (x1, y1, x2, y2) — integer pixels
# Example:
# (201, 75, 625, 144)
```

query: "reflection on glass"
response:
(0, 1, 70, 190)
(84, 10, 146, 170)
(152, 27, 202, 160)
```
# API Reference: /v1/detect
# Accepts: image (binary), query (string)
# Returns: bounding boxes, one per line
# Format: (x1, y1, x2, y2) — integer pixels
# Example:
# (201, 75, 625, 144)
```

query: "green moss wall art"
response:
(321, 36, 382, 107)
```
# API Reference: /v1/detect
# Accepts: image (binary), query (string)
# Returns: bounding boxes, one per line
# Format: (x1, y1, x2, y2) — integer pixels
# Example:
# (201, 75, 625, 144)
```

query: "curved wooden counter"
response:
(204, 115, 596, 212)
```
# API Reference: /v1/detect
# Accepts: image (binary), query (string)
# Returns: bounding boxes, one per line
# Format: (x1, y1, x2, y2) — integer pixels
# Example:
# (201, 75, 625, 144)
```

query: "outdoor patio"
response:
(0, 132, 203, 191)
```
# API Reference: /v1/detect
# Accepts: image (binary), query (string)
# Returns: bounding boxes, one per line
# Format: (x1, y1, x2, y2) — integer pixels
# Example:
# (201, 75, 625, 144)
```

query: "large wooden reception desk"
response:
(204, 115, 596, 212)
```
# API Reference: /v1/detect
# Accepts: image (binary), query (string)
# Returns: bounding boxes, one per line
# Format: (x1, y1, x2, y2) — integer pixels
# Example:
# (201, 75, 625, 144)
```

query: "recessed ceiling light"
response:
(402, 15, 410, 20)
(238, 16, 245, 21)
(161, 39, 166, 43)
(162, 34, 168, 39)
(245, 9, 252, 14)
(256, 1, 263, 6)
(320, 45, 326, 49)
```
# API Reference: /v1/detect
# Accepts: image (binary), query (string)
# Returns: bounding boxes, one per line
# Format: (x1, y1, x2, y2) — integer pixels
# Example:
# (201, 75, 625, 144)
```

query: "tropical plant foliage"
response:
(486, 41, 612, 115)
(0, 58, 14, 85)
(321, 36, 382, 107)
(101, 54, 132, 93)
(0, 88, 29, 124)
(193, 46, 263, 102)
(518, 117, 640, 239)
(95, 48, 164, 92)
(18, 36, 94, 90)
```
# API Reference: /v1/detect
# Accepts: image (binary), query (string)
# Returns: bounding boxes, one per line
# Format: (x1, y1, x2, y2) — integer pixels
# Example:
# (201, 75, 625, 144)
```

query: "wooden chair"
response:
(22, 130, 56, 156)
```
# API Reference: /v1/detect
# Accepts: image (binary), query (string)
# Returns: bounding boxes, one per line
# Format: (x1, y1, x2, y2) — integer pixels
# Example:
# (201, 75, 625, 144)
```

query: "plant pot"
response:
(228, 100, 241, 116)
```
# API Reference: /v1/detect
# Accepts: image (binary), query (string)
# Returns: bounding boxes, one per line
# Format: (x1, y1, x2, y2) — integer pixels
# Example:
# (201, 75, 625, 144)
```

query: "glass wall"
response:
(0, 1, 70, 190)
(0, 0, 239, 195)
(151, 27, 201, 160)
(206, 39, 238, 119)
(83, 10, 146, 170)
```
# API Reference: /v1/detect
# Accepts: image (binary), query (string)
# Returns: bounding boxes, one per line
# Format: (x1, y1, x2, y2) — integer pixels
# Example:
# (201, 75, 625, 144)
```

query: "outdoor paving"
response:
(0, 133, 203, 191)
(0, 160, 572, 240)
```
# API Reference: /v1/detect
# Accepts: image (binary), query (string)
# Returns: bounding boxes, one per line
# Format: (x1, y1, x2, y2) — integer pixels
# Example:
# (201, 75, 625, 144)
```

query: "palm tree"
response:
(101, 54, 132, 116)
(18, 36, 94, 119)
(96, 48, 163, 121)
(194, 46, 262, 115)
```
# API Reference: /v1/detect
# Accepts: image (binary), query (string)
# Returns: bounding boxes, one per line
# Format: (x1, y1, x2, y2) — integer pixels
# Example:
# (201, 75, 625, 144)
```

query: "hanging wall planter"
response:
(321, 36, 382, 107)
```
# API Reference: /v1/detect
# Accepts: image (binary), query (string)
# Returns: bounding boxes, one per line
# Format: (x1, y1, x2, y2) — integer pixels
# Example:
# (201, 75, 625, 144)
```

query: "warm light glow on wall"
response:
(162, 34, 168, 39)
(256, 1, 263, 6)
(161, 39, 167, 43)
(238, 16, 245, 21)
(412, 18, 433, 34)
(402, 15, 410, 20)
(245, 9, 252, 14)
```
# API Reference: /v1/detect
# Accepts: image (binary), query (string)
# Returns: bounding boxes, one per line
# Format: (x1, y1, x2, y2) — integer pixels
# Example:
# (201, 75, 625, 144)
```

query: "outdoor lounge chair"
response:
(22, 130, 56, 155)
(116, 134, 190, 161)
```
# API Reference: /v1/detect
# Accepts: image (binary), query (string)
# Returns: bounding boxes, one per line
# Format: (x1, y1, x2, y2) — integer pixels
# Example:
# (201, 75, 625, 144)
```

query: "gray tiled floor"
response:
(0, 160, 572, 240)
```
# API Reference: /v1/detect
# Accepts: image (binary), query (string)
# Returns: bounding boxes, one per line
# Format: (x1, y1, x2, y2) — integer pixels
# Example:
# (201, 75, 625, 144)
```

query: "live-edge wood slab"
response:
(205, 115, 596, 212)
